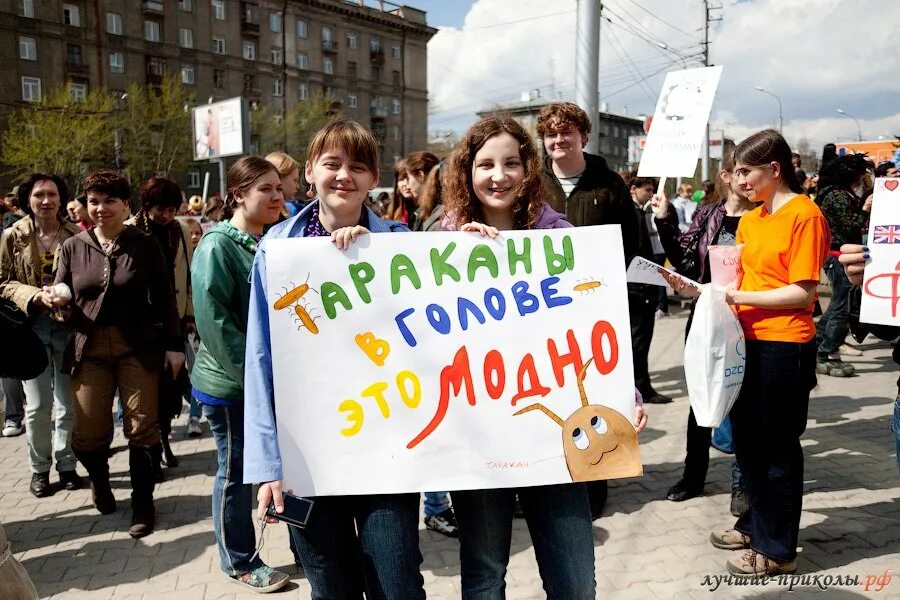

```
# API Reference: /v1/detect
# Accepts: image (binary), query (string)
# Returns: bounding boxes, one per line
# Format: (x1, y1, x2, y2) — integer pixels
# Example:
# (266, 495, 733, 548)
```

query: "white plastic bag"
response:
(684, 284, 746, 427)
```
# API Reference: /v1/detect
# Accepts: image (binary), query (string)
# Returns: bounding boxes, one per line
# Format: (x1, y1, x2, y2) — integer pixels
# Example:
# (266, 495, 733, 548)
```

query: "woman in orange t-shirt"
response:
(709, 130, 830, 576)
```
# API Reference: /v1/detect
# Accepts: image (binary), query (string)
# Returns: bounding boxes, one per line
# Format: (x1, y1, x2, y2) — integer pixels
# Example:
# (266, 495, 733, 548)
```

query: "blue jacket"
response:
(243, 201, 408, 484)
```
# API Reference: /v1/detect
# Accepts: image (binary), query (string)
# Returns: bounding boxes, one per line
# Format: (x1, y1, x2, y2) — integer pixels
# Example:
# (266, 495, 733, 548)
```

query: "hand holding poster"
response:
(265, 226, 641, 496)
(626, 256, 700, 289)
(860, 178, 900, 326)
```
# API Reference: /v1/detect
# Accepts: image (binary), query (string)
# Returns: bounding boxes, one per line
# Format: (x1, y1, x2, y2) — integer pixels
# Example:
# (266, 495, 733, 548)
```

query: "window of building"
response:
(347, 61, 357, 80)
(296, 19, 307, 38)
(21, 76, 40, 102)
(272, 78, 283, 97)
(19, 0, 34, 18)
(147, 56, 165, 77)
(298, 82, 309, 100)
(187, 171, 201, 187)
(63, 4, 80, 26)
(243, 3, 259, 24)
(145, 20, 160, 42)
(269, 12, 281, 32)
(66, 44, 82, 65)
(243, 40, 256, 60)
(179, 0, 192, 11)
(392, 45, 401, 59)
(347, 32, 357, 49)
(323, 56, 333, 75)
(243, 73, 256, 92)
(213, 69, 225, 89)
(69, 82, 87, 102)
(213, 36, 225, 54)
(106, 12, 123, 35)
(19, 36, 36, 61)
(296, 52, 308, 70)
(392, 70, 401, 87)
(612, 125, 619, 138)
(181, 64, 195, 85)
(109, 51, 125, 73)
(322, 85, 332, 98)
(179, 28, 194, 48)
(392, 98, 401, 115)
(271, 48, 282, 65)
(392, 125, 400, 141)
(212, 0, 225, 20)
(371, 65, 381, 82)
(348, 94, 357, 108)
(322, 25, 333, 42)
(370, 37, 381, 52)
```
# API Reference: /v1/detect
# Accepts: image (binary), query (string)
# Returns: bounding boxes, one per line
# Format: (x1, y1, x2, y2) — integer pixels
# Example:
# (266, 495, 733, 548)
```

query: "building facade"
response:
(1, 0, 435, 190)
(477, 97, 645, 173)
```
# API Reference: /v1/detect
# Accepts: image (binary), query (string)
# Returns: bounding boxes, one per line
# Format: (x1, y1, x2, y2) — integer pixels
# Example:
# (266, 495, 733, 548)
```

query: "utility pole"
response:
(575, 0, 601, 154)
(700, 1, 722, 181)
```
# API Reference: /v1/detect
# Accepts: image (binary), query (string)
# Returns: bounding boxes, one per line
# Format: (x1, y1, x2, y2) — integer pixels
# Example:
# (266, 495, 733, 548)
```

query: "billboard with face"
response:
(192, 97, 249, 160)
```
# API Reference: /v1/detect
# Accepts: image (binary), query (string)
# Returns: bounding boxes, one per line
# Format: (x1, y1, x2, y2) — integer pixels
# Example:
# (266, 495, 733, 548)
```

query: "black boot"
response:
(128, 444, 157, 538)
(76, 450, 116, 514)
(160, 428, 178, 468)
(151, 443, 165, 484)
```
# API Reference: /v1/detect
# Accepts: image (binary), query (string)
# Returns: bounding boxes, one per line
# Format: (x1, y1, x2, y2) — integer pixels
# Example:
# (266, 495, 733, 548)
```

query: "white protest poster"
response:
(265, 226, 641, 497)
(637, 65, 724, 178)
(626, 256, 700, 289)
(860, 178, 900, 326)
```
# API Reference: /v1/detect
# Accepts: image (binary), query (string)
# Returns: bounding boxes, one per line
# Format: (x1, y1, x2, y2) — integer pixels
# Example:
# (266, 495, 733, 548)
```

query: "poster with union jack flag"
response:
(861, 178, 900, 326)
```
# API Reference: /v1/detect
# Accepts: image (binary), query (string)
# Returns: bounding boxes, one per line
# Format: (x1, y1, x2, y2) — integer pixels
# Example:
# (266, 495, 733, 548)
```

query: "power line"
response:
(464, 9, 576, 31)
(616, 0, 696, 38)
(604, 24, 657, 103)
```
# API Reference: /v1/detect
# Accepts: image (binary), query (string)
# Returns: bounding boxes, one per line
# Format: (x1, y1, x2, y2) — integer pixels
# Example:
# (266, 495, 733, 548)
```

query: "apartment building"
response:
(1, 0, 436, 188)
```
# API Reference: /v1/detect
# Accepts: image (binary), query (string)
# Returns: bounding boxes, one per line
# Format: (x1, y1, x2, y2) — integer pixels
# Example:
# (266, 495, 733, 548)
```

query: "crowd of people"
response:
(1, 100, 897, 598)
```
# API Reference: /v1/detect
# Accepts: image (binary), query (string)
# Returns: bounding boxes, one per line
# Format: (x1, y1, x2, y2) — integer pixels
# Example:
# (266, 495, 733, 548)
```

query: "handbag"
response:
(679, 206, 715, 282)
(0, 298, 48, 380)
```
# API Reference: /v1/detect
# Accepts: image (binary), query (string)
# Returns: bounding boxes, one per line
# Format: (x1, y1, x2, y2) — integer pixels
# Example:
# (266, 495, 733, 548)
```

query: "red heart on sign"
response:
(887, 180, 899, 192)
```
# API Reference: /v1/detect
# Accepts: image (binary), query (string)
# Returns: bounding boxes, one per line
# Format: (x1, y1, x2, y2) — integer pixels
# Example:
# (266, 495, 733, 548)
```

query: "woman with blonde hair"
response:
(265, 151, 305, 218)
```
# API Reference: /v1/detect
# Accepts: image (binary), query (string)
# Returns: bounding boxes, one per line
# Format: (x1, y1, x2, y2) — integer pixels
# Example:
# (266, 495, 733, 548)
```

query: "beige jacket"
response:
(125, 216, 194, 320)
(0, 217, 81, 314)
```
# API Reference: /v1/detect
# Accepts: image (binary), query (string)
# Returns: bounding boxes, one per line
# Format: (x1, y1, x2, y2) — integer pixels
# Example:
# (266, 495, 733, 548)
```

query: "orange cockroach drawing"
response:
(272, 275, 321, 335)
(514, 358, 642, 482)
(572, 278, 604, 294)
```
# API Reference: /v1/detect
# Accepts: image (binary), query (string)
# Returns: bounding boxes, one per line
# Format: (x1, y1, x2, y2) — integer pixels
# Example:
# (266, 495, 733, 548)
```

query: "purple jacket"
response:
(442, 201, 572, 231)
(655, 201, 724, 284)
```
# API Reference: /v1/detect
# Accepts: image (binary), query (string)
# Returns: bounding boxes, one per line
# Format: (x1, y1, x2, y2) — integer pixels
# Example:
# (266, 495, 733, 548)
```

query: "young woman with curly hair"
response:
(441, 114, 598, 599)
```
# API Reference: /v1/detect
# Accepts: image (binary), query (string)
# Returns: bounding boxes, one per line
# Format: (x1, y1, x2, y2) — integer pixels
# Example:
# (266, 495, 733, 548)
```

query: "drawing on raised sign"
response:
(273, 274, 322, 335)
(513, 359, 642, 482)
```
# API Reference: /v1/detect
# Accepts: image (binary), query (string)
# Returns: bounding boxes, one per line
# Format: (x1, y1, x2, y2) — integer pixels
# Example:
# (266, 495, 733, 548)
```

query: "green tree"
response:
(118, 74, 194, 191)
(1, 86, 117, 191)
(251, 92, 340, 165)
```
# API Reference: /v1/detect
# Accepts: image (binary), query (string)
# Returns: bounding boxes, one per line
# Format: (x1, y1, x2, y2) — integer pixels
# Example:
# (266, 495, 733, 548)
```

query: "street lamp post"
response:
(836, 108, 863, 142)
(754, 86, 783, 133)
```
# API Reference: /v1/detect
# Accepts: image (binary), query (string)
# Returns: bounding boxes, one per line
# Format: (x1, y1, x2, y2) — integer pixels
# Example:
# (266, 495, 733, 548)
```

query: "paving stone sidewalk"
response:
(2, 306, 898, 599)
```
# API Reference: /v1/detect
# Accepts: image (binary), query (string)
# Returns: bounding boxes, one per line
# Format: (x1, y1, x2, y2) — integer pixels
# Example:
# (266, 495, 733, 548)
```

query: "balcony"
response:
(142, 1, 164, 14)
(146, 73, 163, 86)
(321, 39, 338, 54)
(370, 106, 387, 119)
(65, 62, 88, 76)
(242, 20, 260, 35)
(369, 49, 384, 65)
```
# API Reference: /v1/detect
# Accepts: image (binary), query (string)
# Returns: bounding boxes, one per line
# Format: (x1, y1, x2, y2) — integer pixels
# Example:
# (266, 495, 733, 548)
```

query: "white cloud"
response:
(427, 0, 900, 154)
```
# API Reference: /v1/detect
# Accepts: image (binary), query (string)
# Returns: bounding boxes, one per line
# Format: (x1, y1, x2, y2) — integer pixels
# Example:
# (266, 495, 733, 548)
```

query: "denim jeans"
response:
(424, 491, 451, 517)
(23, 315, 75, 474)
(893, 395, 900, 476)
(451, 484, 595, 600)
(1, 378, 25, 425)
(732, 340, 816, 561)
(288, 493, 425, 600)
(202, 403, 263, 577)
(816, 255, 851, 357)
(188, 394, 201, 419)
(712, 415, 734, 453)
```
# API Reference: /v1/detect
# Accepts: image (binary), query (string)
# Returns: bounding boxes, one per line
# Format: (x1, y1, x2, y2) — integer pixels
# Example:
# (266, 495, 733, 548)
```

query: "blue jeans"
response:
(288, 493, 425, 600)
(424, 491, 451, 517)
(202, 403, 264, 576)
(732, 340, 816, 561)
(894, 395, 900, 476)
(451, 484, 595, 600)
(188, 394, 201, 419)
(1, 378, 24, 425)
(23, 316, 76, 474)
(816, 255, 851, 356)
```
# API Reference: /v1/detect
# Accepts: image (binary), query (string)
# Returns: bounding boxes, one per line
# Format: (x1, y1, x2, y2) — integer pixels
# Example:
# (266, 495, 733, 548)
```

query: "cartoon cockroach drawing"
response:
(514, 358, 642, 481)
(294, 303, 320, 335)
(273, 275, 315, 311)
(573, 278, 604, 294)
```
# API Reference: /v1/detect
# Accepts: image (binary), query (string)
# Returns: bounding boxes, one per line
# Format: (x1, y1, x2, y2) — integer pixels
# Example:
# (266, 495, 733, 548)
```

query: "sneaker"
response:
(654, 309, 669, 319)
(730, 489, 750, 517)
(727, 549, 797, 576)
(816, 359, 855, 377)
(2, 420, 24, 437)
(230, 565, 290, 593)
(30, 472, 52, 498)
(838, 344, 863, 357)
(710, 528, 751, 550)
(425, 508, 458, 538)
(187, 416, 202, 438)
(59, 470, 83, 491)
(667, 479, 703, 502)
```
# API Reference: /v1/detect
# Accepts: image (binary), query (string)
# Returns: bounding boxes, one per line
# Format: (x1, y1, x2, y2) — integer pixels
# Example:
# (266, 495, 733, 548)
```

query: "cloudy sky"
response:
(416, 0, 900, 154)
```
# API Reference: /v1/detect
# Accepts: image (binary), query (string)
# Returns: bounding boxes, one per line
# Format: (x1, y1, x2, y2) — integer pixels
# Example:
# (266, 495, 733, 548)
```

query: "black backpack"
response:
(0, 298, 48, 380)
